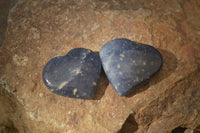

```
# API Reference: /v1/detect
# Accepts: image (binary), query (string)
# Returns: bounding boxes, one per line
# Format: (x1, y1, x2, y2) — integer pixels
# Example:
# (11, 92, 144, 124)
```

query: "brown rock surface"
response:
(0, 0, 19, 47)
(0, 0, 200, 133)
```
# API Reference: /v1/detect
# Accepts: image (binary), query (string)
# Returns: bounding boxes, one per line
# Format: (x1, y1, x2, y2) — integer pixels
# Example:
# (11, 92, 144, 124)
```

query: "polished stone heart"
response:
(42, 48, 101, 99)
(100, 38, 162, 96)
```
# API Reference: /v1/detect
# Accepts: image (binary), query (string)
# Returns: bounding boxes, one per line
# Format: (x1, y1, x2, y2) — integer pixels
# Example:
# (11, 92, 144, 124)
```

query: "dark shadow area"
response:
(194, 125, 200, 133)
(0, 119, 19, 133)
(0, 0, 19, 47)
(125, 48, 177, 98)
(92, 67, 109, 100)
(117, 114, 138, 133)
(171, 127, 187, 133)
(92, 52, 109, 100)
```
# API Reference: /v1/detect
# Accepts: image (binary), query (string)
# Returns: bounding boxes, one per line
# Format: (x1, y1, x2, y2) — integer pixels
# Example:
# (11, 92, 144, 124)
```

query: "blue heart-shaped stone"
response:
(42, 48, 101, 99)
(100, 38, 162, 96)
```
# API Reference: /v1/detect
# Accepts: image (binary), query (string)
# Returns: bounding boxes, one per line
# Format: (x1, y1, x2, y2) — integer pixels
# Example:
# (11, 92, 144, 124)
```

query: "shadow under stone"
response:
(117, 114, 138, 133)
(92, 68, 109, 100)
(125, 48, 177, 98)
(171, 127, 187, 133)
(92, 52, 109, 100)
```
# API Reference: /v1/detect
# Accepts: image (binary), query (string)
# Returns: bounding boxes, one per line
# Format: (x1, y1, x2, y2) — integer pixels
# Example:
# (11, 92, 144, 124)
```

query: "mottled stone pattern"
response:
(0, 0, 200, 133)
(43, 48, 101, 99)
(100, 38, 162, 96)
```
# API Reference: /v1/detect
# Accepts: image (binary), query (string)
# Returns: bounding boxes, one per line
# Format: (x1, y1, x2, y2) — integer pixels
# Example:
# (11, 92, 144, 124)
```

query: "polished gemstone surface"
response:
(100, 38, 163, 96)
(43, 48, 101, 99)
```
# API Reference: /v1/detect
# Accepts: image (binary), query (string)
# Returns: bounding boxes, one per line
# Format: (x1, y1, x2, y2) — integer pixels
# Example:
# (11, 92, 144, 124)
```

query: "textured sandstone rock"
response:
(0, 0, 19, 47)
(0, 0, 200, 133)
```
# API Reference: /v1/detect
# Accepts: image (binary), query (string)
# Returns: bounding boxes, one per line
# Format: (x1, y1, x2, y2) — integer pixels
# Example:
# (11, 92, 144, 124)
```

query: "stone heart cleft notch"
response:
(100, 38, 163, 96)
(42, 48, 101, 99)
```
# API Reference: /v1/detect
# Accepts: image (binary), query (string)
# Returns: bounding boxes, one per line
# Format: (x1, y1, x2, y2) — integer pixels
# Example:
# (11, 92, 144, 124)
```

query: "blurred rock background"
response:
(0, 0, 200, 133)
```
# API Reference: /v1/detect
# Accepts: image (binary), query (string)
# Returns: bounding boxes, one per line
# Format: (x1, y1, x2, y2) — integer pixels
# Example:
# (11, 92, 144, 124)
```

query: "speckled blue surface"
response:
(100, 38, 163, 96)
(42, 48, 101, 99)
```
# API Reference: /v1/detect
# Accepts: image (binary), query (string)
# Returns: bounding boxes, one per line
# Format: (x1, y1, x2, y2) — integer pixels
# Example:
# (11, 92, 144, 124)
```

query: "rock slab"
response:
(0, 0, 200, 133)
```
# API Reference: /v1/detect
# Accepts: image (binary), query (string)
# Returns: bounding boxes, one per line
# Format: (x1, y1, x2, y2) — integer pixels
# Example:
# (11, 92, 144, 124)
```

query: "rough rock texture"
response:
(0, 0, 18, 47)
(0, 0, 200, 133)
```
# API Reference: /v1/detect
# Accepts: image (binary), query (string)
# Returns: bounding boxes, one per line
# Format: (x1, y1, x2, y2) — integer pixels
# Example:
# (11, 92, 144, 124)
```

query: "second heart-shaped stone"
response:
(42, 48, 101, 99)
(100, 38, 163, 96)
